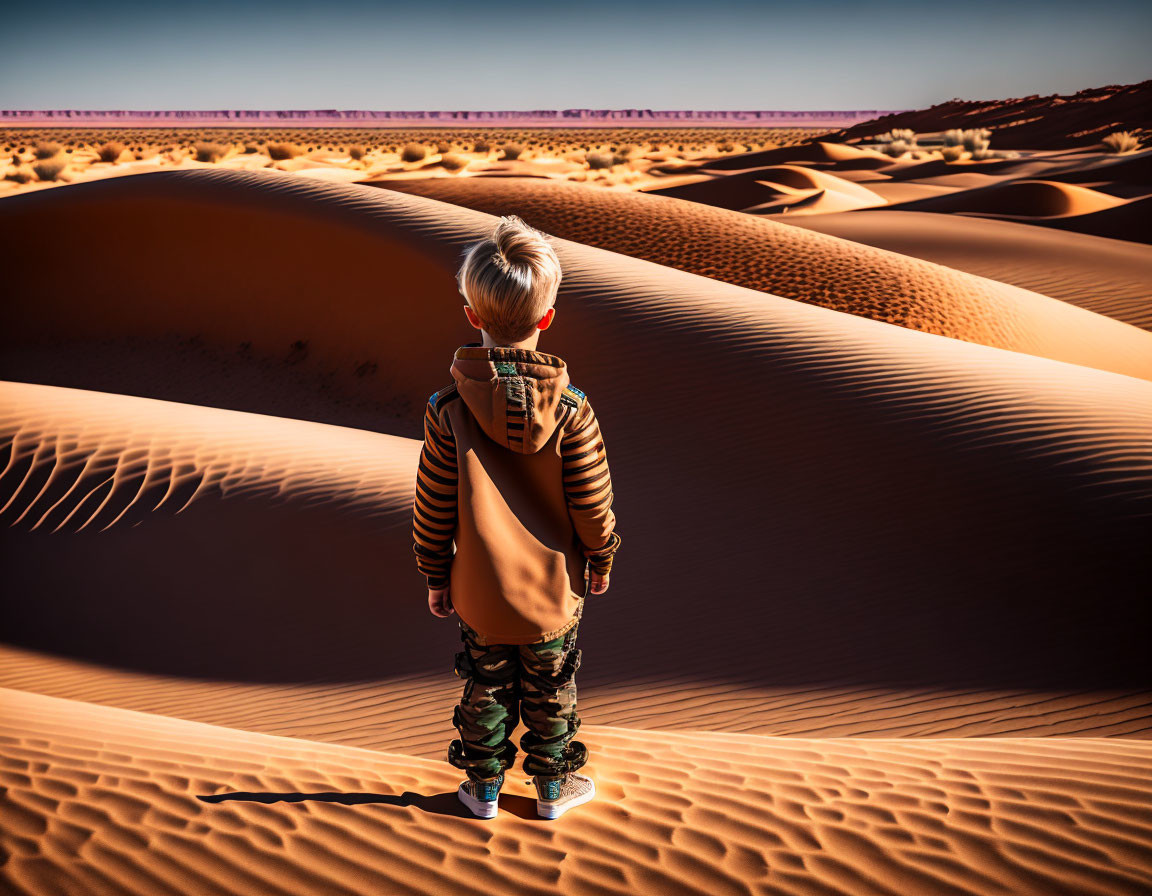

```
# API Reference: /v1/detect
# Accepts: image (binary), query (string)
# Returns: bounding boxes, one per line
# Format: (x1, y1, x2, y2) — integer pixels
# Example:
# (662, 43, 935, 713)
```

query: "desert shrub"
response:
(938, 145, 965, 162)
(436, 141, 451, 154)
(1103, 131, 1142, 153)
(5, 165, 34, 183)
(961, 128, 992, 152)
(969, 148, 994, 161)
(266, 142, 301, 160)
(34, 141, 62, 159)
(242, 143, 260, 154)
(33, 158, 68, 181)
(501, 142, 524, 160)
(878, 128, 917, 145)
(942, 129, 964, 146)
(193, 142, 228, 163)
(440, 152, 469, 171)
(400, 142, 427, 163)
(586, 151, 616, 169)
(347, 144, 366, 160)
(97, 141, 126, 163)
(881, 139, 912, 157)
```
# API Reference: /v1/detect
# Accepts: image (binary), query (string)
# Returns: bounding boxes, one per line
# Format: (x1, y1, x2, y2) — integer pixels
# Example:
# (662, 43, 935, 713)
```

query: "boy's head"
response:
(457, 215, 562, 344)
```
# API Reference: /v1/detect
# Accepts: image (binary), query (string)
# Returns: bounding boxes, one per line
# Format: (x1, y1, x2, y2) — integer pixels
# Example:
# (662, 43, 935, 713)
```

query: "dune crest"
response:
(370, 174, 1152, 379)
(771, 210, 1152, 331)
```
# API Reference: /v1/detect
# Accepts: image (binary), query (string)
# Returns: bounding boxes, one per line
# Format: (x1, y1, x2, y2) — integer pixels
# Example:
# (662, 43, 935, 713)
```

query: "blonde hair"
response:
(457, 215, 562, 343)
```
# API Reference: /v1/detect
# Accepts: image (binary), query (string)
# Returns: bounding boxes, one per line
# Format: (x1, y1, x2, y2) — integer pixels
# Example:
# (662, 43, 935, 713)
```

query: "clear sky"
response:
(2, 0, 1149, 110)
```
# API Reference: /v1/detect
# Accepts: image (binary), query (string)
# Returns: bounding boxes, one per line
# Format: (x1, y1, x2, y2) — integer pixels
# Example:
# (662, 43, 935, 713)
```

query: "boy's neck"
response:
(479, 330, 542, 352)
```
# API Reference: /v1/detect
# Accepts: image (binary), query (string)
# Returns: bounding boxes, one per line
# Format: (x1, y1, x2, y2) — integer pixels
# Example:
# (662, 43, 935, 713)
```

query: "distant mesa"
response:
(0, 108, 907, 128)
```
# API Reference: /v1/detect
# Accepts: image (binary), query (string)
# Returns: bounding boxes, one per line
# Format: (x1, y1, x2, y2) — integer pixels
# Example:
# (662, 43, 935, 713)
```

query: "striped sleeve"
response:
(412, 395, 458, 588)
(561, 396, 621, 576)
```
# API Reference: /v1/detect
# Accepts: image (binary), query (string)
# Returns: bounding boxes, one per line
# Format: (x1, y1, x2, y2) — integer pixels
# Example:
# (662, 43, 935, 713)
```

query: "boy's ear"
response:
(463, 304, 484, 330)
(537, 307, 556, 330)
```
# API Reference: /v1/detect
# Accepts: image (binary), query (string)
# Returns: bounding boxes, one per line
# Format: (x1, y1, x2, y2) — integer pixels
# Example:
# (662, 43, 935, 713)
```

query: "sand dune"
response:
(2, 169, 1151, 700)
(698, 140, 896, 171)
(645, 164, 888, 215)
(885, 179, 1127, 217)
(775, 210, 1152, 331)
(368, 174, 1152, 378)
(882, 180, 1151, 244)
(4, 687, 1152, 896)
(1044, 150, 1152, 194)
(2, 160, 1151, 895)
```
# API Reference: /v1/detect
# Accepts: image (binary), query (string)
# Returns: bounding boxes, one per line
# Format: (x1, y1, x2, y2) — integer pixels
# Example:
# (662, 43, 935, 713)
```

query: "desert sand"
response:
(2, 156, 1151, 895)
(5, 687, 1152, 896)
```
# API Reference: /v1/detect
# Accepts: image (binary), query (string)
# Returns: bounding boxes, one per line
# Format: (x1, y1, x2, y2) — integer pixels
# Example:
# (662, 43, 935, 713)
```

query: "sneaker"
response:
(457, 772, 504, 819)
(534, 772, 596, 819)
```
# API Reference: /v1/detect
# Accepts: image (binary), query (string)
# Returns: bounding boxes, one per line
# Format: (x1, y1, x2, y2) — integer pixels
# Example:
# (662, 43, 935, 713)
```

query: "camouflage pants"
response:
(447, 607, 587, 782)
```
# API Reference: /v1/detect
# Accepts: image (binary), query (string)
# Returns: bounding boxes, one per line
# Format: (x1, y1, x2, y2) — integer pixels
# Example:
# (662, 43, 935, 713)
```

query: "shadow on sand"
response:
(197, 790, 544, 820)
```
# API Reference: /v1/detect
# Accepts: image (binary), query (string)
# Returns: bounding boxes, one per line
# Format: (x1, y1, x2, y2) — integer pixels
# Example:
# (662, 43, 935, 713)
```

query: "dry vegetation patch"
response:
(0, 125, 830, 194)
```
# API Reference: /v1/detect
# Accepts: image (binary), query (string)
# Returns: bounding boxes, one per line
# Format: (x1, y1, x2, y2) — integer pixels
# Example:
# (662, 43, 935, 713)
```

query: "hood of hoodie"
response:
(450, 343, 572, 454)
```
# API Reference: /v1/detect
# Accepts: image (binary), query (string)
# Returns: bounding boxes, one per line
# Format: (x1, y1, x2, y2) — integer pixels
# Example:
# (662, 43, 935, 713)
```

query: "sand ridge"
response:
(770, 210, 1152, 331)
(367, 174, 1152, 380)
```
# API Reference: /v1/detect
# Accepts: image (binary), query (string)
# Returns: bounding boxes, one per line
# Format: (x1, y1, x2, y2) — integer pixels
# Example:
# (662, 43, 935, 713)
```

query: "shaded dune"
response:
(1043, 149, 1152, 194)
(2, 170, 1151, 701)
(0, 380, 436, 682)
(0, 380, 417, 533)
(884, 179, 1126, 217)
(0, 169, 475, 434)
(884, 180, 1152, 244)
(774, 210, 1152, 331)
(4, 688, 1152, 896)
(370, 175, 1152, 379)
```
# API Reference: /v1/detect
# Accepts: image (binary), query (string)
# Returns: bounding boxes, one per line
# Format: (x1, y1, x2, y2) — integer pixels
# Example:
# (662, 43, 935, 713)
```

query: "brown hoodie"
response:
(412, 343, 621, 645)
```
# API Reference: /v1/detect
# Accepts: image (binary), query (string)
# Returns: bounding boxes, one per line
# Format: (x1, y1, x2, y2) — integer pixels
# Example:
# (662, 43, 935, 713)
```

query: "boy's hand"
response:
(589, 571, 609, 595)
(428, 587, 454, 618)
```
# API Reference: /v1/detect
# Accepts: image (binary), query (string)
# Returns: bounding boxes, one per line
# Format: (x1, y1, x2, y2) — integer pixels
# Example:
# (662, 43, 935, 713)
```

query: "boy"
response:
(412, 215, 621, 820)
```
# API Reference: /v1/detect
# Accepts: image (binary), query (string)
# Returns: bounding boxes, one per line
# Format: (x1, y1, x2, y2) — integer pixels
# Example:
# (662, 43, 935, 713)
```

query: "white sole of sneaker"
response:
(457, 784, 499, 819)
(537, 778, 596, 819)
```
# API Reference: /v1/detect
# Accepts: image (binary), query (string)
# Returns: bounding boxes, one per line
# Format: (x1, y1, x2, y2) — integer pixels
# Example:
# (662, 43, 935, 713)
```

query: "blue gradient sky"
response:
(2, 0, 1149, 109)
